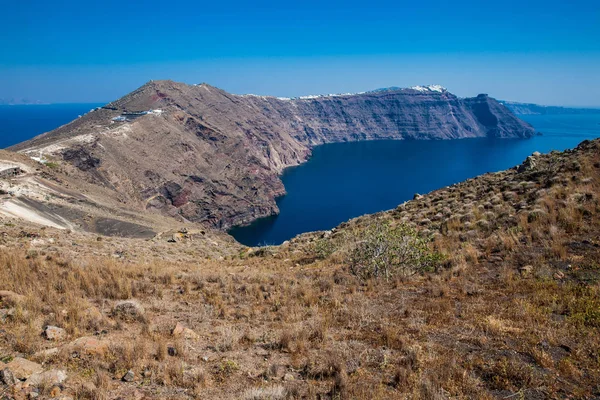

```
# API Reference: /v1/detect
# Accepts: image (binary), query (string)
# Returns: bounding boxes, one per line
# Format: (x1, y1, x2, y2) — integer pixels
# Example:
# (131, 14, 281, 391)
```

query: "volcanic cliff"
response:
(10, 81, 535, 229)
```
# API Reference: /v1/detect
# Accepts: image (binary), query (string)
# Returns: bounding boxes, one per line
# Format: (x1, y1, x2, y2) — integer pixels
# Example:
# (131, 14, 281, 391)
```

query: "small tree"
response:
(348, 220, 442, 280)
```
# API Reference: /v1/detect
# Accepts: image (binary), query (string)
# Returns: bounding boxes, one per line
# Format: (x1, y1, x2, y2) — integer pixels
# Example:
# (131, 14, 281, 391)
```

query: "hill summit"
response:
(10, 80, 535, 230)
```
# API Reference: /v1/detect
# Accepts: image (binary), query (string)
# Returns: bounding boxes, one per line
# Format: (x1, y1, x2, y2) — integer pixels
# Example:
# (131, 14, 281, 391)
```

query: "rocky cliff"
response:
(11, 80, 535, 229)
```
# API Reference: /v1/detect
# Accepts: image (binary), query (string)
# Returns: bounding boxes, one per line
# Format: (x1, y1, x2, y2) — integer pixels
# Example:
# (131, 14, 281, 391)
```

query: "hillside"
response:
(0, 139, 598, 399)
(9, 81, 535, 230)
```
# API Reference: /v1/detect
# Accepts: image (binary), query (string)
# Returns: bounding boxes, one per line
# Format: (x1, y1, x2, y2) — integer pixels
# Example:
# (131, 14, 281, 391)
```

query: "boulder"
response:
(112, 300, 145, 321)
(43, 326, 67, 341)
(122, 370, 135, 382)
(26, 369, 67, 386)
(69, 337, 109, 357)
(517, 156, 537, 173)
(0, 368, 17, 385)
(5, 357, 43, 380)
(172, 322, 199, 340)
(0, 290, 25, 306)
(553, 271, 565, 280)
(519, 265, 534, 276)
(33, 348, 60, 359)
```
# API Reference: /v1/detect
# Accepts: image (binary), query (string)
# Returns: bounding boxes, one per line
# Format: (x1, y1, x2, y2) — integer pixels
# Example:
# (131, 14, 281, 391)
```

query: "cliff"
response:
(10, 80, 535, 229)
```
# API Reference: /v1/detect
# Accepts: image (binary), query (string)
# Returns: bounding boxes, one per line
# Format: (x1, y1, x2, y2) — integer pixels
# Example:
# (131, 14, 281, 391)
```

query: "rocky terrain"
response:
(0, 138, 598, 399)
(10, 81, 535, 231)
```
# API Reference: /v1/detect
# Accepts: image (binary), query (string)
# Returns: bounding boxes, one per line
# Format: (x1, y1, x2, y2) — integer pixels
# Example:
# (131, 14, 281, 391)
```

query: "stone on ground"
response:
(5, 357, 43, 380)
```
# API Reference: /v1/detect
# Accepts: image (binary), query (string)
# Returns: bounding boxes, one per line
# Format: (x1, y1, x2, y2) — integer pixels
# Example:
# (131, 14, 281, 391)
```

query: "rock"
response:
(5, 357, 43, 380)
(50, 386, 62, 397)
(172, 322, 199, 340)
(519, 265, 534, 276)
(122, 370, 135, 382)
(0, 368, 17, 385)
(26, 369, 67, 386)
(553, 271, 565, 280)
(69, 336, 109, 356)
(43, 325, 67, 341)
(29, 392, 39, 399)
(0, 290, 25, 306)
(168, 234, 182, 243)
(283, 373, 295, 382)
(167, 347, 177, 357)
(517, 156, 537, 173)
(413, 193, 423, 200)
(33, 348, 59, 359)
(112, 300, 145, 321)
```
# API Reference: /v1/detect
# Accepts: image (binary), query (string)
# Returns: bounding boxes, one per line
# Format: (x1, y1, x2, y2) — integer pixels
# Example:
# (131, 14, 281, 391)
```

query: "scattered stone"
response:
(33, 347, 60, 359)
(5, 357, 43, 380)
(43, 325, 67, 341)
(0, 368, 17, 385)
(122, 370, 135, 382)
(69, 336, 109, 356)
(0, 290, 25, 306)
(112, 300, 145, 321)
(283, 373, 295, 382)
(517, 156, 537, 173)
(29, 391, 39, 399)
(519, 265, 534, 276)
(553, 271, 565, 280)
(168, 234, 182, 243)
(171, 322, 199, 340)
(50, 386, 62, 397)
(26, 369, 67, 386)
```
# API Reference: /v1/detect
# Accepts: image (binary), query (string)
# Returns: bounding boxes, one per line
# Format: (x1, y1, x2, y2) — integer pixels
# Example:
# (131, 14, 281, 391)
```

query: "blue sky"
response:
(1, 0, 599, 106)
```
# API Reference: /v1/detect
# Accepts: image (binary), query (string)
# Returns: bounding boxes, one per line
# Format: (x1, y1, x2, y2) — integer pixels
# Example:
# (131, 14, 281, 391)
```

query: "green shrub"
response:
(347, 220, 443, 280)
(311, 237, 336, 260)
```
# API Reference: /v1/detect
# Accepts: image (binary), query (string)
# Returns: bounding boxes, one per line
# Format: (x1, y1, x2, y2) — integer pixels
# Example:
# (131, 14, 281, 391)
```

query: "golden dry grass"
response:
(0, 140, 599, 399)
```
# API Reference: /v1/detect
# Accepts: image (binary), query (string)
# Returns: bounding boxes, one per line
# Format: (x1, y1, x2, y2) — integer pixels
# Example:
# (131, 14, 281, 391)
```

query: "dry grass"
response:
(1, 140, 599, 399)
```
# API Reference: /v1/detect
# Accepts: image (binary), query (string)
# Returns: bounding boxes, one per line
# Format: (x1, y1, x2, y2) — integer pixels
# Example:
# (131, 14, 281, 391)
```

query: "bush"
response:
(348, 220, 443, 280)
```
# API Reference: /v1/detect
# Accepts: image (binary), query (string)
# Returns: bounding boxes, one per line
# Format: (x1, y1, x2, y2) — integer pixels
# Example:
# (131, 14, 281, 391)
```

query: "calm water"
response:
(230, 114, 600, 246)
(0, 104, 104, 149)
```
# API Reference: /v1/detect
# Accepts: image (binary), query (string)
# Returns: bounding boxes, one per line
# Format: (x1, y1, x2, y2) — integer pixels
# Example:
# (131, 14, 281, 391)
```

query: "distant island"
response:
(501, 100, 600, 115)
(0, 98, 46, 106)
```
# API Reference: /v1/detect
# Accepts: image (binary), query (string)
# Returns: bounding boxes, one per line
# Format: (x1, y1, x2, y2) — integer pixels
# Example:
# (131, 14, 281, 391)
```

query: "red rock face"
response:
(11, 81, 535, 230)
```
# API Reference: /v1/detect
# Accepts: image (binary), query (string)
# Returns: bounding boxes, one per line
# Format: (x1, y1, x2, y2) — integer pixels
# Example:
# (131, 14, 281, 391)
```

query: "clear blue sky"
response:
(1, 0, 599, 106)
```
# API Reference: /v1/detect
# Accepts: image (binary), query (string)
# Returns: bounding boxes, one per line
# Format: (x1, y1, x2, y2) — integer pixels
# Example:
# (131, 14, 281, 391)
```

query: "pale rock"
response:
(172, 322, 199, 340)
(26, 369, 67, 386)
(112, 300, 145, 321)
(519, 265, 534, 276)
(0, 368, 17, 385)
(69, 336, 109, 356)
(122, 370, 135, 382)
(0, 290, 25, 306)
(43, 325, 67, 341)
(5, 357, 43, 380)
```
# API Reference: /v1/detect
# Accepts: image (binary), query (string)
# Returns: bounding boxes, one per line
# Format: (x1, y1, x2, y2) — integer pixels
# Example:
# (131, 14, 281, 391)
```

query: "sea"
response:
(230, 114, 600, 246)
(0, 103, 104, 149)
(1, 105, 599, 247)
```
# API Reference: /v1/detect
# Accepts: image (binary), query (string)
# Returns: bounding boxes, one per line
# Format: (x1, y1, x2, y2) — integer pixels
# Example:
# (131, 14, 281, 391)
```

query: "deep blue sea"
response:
(0, 104, 104, 149)
(230, 114, 600, 246)
(1, 107, 599, 247)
